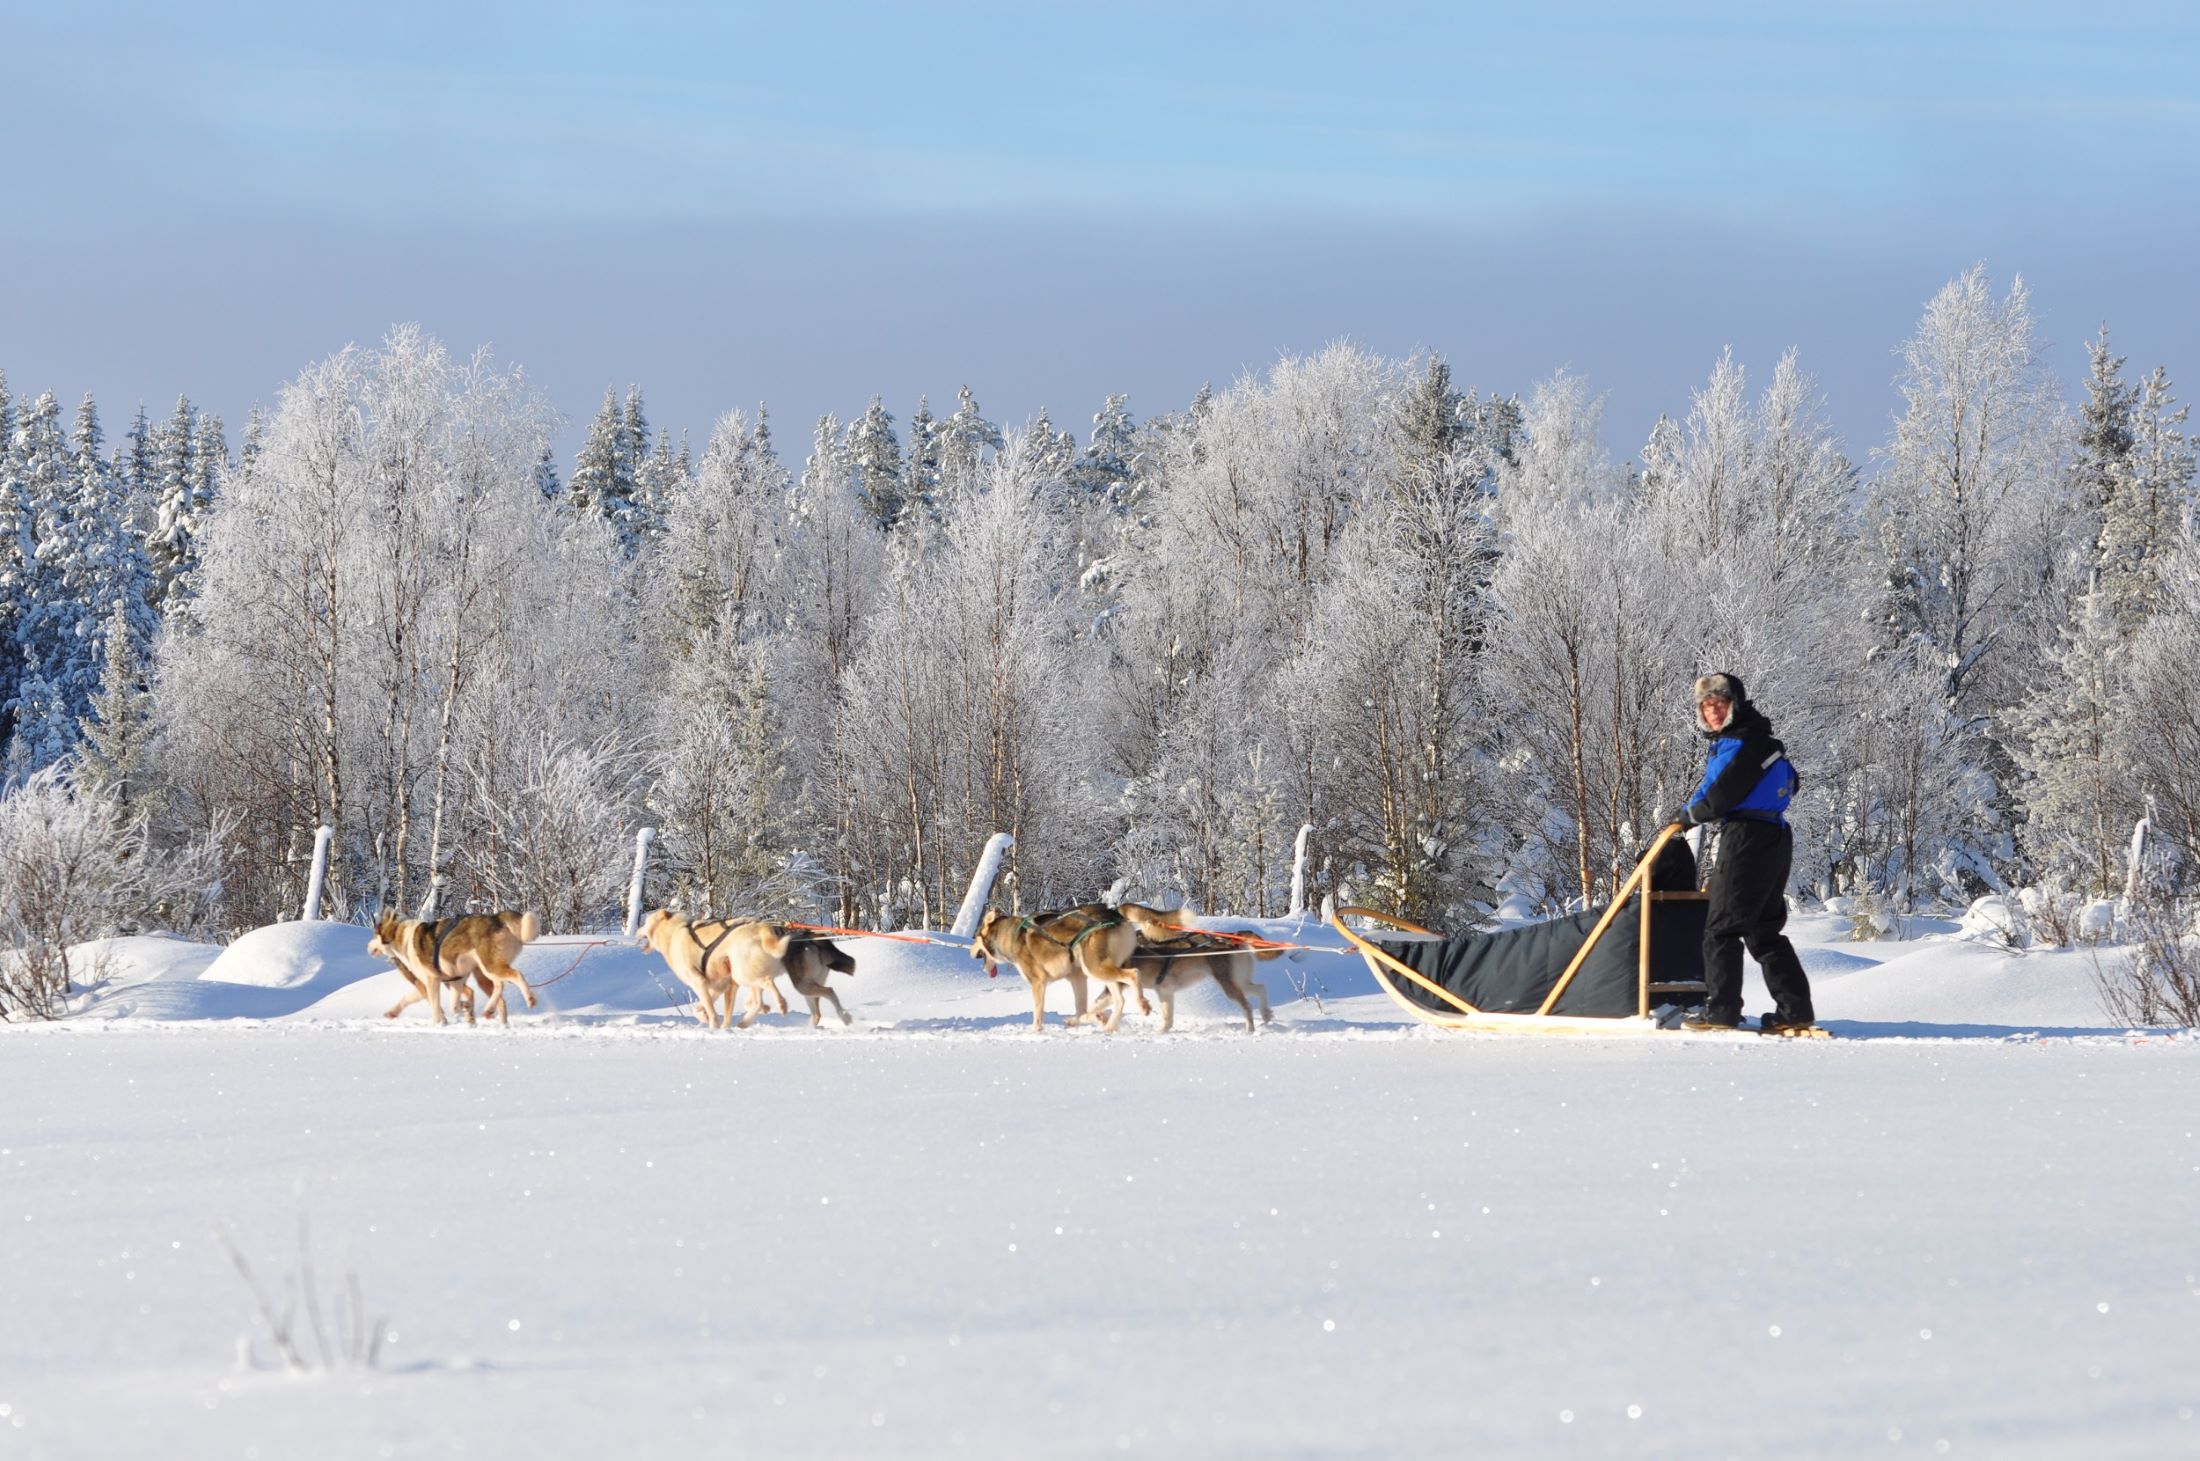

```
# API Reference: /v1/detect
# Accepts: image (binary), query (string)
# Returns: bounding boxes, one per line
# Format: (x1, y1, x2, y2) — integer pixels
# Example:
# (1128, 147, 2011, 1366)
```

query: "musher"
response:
(1672, 672, 1815, 1034)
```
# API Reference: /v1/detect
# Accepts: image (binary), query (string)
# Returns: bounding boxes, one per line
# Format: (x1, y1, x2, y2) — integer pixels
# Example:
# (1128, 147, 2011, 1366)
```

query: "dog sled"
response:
(1330, 825, 1712, 1035)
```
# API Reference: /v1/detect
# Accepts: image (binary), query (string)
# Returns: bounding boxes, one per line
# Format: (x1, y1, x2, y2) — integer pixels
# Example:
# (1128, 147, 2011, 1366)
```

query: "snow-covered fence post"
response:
(301, 826, 333, 923)
(2122, 804, 2153, 913)
(1288, 823, 1314, 919)
(622, 827, 656, 938)
(951, 834, 1015, 937)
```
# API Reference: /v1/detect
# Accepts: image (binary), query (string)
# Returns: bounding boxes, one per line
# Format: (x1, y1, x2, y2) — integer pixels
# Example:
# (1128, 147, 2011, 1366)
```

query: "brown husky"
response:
(636, 910, 795, 1030)
(372, 911, 542, 1026)
(784, 936, 857, 1027)
(969, 902, 1190, 1032)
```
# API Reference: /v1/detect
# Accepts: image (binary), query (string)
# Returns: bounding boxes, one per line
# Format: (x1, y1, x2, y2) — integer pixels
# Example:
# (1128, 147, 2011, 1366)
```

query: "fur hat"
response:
(1692, 671, 1745, 705)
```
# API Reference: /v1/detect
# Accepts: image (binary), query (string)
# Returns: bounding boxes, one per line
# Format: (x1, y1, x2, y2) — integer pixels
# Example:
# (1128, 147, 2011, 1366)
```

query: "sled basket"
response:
(1331, 824, 1710, 1034)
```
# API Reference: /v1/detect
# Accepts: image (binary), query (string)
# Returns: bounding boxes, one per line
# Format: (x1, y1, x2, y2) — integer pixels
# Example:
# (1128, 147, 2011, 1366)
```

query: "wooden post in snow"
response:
(301, 825, 333, 923)
(623, 827, 656, 938)
(951, 833, 1015, 937)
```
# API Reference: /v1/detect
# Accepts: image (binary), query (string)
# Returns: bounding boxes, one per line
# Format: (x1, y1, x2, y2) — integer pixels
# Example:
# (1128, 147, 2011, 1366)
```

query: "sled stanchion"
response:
(1536, 823, 1682, 1018)
(1638, 852, 1655, 1020)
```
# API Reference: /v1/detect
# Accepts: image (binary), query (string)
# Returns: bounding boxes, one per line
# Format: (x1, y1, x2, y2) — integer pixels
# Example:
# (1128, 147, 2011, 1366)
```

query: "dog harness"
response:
(422, 917, 467, 979)
(684, 917, 751, 973)
(1017, 911, 1121, 952)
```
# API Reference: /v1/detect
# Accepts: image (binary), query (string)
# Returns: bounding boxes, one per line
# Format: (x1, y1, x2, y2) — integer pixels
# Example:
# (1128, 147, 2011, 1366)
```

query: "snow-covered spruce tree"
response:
(115, 403, 157, 536)
(846, 396, 905, 529)
(1074, 392, 1139, 508)
(1017, 406, 1078, 489)
(901, 394, 938, 523)
(2070, 327, 2139, 576)
(145, 395, 216, 617)
(0, 369, 25, 751)
(567, 388, 643, 551)
(633, 427, 684, 545)
(933, 385, 1003, 505)
(2100, 363, 2194, 630)
(531, 443, 562, 502)
(3, 392, 153, 771)
(1867, 266, 2065, 899)
(649, 409, 789, 652)
(76, 598, 160, 825)
(2014, 585, 2133, 897)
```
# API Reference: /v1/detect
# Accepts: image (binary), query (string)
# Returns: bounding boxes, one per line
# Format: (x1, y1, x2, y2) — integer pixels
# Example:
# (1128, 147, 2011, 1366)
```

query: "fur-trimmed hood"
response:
(1693, 671, 1752, 735)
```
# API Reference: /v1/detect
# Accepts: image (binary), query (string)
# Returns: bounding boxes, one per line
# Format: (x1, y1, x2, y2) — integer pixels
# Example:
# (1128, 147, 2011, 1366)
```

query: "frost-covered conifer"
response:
(146, 396, 213, 616)
(934, 385, 1002, 499)
(846, 397, 904, 528)
(77, 598, 160, 824)
(1075, 393, 1138, 506)
(901, 395, 939, 521)
(567, 388, 641, 549)
(2099, 362, 2193, 630)
(2015, 586, 2131, 896)
(531, 444, 562, 502)
(1016, 406, 1077, 489)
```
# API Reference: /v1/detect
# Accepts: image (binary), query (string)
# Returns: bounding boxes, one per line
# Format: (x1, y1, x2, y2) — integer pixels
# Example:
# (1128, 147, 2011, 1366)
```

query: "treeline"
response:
(3, 267, 2197, 955)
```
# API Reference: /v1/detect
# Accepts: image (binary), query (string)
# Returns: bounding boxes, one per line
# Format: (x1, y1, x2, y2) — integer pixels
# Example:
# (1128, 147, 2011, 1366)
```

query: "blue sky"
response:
(4, 2, 2196, 462)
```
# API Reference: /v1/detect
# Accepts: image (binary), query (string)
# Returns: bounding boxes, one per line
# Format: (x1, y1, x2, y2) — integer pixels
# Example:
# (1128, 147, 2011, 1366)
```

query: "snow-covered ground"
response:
(4, 913, 2196, 1458)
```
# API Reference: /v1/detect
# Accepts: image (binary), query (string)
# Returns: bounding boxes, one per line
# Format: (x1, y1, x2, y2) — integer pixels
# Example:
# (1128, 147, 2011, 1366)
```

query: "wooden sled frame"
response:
(1330, 823, 1711, 1036)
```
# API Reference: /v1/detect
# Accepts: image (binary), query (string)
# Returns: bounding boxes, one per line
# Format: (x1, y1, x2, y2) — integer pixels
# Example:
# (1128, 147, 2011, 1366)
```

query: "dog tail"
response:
(512, 910, 542, 943)
(1120, 902, 1195, 943)
(826, 942, 857, 976)
(759, 922, 794, 960)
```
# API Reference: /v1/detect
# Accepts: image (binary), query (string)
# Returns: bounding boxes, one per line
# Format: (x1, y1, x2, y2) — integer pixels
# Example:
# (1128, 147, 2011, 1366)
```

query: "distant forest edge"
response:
(2, 265, 2195, 957)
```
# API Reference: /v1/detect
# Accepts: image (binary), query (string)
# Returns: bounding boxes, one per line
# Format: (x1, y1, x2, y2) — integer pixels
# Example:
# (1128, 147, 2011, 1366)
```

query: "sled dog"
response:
(636, 910, 795, 1030)
(1097, 937, 1280, 1033)
(372, 911, 542, 1026)
(784, 936, 857, 1027)
(969, 902, 1191, 1032)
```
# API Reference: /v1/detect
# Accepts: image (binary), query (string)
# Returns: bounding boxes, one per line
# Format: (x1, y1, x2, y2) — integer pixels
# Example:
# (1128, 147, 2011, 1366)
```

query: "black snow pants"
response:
(1702, 818, 1814, 1024)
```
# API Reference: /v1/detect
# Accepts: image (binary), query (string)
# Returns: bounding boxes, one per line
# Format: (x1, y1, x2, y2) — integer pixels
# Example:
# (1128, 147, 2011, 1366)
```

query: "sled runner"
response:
(1331, 824, 1716, 1036)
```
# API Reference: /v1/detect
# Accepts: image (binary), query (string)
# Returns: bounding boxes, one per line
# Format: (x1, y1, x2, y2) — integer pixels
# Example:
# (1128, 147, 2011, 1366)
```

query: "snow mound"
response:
(1814, 939, 2113, 1034)
(1795, 945, 1883, 978)
(199, 919, 384, 989)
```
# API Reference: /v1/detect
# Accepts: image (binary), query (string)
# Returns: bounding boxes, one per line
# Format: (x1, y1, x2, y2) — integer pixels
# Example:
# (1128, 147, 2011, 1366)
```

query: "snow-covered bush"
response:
(2092, 897, 2200, 1028)
(1825, 892, 1895, 942)
(1957, 894, 2030, 948)
(0, 764, 222, 1018)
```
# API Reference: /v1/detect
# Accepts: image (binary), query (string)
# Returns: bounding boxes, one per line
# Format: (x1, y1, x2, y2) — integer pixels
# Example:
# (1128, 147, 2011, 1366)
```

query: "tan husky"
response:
(636, 910, 795, 1030)
(969, 902, 1190, 1032)
(784, 936, 857, 1027)
(1098, 938, 1279, 1033)
(372, 912, 542, 1026)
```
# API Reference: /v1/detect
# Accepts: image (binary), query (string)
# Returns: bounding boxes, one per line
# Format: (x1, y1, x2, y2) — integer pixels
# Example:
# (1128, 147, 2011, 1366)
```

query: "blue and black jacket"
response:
(1685, 699, 1796, 828)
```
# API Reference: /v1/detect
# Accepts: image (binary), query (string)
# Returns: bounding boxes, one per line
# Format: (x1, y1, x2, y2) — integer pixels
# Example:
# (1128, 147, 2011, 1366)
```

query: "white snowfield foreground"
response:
(4, 916, 2196, 1459)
